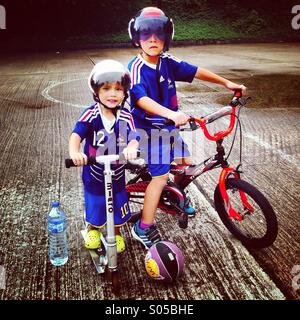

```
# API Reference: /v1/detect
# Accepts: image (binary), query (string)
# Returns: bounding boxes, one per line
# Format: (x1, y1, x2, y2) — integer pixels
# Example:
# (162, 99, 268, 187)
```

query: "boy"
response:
(69, 59, 139, 253)
(128, 7, 246, 248)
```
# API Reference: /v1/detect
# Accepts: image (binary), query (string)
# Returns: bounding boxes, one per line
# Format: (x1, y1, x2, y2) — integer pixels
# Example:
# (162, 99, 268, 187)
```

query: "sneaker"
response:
(184, 204, 196, 216)
(131, 220, 162, 249)
(84, 229, 101, 249)
(116, 234, 126, 253)
(183, 196, 196, 216)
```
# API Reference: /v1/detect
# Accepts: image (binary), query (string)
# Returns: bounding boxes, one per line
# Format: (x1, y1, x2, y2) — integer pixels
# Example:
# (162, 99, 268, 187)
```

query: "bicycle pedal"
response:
(178, 214, 188, 229)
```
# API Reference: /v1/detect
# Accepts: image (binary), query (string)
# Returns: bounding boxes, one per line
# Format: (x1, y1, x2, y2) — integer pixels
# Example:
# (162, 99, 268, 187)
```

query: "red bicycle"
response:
(125, 91, 278, 248)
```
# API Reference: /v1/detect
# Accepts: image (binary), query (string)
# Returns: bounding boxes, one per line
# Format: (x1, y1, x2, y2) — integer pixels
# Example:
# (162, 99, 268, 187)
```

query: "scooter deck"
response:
(80, 230, 107, 274)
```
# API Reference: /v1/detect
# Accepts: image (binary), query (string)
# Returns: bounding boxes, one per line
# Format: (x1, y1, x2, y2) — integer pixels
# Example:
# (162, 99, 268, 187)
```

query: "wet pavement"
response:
(0, 43, 299, 300)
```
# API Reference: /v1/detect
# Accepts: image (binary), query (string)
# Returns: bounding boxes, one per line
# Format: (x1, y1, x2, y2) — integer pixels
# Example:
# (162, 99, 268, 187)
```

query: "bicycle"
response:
(125, 90, 278, 249)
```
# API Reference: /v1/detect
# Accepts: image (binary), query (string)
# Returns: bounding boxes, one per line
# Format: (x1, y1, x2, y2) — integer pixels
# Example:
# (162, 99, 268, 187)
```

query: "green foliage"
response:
(173, 19, 241, 40)
(2, 0, 299, 51)
(231, 10, 266, 35)
(162, 0, 211, 19)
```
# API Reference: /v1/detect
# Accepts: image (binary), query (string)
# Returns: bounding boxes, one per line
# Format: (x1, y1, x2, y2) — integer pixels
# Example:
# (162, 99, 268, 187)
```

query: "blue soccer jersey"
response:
(72, 104, 138, 195)
(128, 52, 198, 129)
(128, 53, 197, 177)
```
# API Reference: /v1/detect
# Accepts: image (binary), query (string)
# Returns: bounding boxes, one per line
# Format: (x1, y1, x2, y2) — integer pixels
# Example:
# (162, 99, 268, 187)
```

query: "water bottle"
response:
(47, 201, 68, 266)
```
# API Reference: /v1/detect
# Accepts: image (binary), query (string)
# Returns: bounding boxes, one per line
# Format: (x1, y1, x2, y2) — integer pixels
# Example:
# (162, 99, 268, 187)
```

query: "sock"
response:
(139, 220, 153, 230)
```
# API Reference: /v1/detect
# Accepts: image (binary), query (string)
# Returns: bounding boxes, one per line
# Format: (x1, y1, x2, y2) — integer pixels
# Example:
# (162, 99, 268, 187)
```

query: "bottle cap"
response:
(51, 201, 60, 207)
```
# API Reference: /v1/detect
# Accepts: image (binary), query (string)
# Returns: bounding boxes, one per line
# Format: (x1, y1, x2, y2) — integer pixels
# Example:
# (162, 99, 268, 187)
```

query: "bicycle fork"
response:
(219, 167, 254, 221)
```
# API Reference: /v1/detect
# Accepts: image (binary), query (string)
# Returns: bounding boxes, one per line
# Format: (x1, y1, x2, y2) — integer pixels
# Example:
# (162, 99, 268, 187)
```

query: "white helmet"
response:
(88, 59, 131, 97)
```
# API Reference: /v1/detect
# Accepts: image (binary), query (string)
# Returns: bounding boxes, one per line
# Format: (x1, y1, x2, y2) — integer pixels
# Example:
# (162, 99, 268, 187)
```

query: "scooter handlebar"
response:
(65, 151, 141, 168)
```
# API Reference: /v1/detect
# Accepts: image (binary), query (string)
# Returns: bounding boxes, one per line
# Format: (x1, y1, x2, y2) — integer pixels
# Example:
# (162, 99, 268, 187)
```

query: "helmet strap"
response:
(140, 50, 163, 102)
(155, 54, 163, 103)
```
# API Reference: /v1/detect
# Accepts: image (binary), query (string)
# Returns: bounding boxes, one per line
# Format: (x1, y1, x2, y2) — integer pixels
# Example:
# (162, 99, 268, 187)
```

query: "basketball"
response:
(144, 241, 184, 283)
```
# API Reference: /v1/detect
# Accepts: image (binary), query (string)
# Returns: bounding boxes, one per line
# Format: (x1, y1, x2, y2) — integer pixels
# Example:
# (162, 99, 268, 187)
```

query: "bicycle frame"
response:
(126, 90, 254, 221)
(172, 139, 253, 221)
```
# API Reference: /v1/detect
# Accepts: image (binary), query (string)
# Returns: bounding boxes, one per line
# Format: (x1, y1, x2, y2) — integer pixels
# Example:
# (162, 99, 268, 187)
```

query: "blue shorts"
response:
(145, 132, 190, 177)
(84, 189, 131, 227)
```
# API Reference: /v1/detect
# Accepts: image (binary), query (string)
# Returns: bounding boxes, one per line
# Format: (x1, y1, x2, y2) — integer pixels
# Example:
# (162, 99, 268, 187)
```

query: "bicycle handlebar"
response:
(164, 90, 245, 141)
(193, 106, 236, 141)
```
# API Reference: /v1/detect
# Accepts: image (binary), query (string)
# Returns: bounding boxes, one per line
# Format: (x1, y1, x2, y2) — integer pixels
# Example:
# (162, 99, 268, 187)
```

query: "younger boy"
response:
(69, 59, 139, 253)
(128, 7, 246, 248)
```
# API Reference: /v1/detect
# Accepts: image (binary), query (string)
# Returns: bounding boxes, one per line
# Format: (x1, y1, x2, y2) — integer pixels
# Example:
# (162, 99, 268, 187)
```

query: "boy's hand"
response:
(168, 111, 190, 127)
(70, 152, 87, 166)
(123, 147, 138, 161)
(225, 81, 247, 94)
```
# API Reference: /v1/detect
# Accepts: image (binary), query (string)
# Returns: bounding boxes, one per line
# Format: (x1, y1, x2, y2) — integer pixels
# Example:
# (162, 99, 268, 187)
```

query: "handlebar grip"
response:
(65, 159, 75, 168)
(233, 89, 242, 98)
(120, 150, 142, 161)
(164, 119, 175, 126)
(65, 156, 96, 168)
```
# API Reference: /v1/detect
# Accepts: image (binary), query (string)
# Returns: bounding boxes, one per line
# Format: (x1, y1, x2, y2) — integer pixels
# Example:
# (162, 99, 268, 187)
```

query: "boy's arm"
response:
(69, 132, 87, 166)
(195, 68, 246, 93)
(127, 139, 139, 149)
(137, 96, 189, 126)
(123, 139, 139, 161)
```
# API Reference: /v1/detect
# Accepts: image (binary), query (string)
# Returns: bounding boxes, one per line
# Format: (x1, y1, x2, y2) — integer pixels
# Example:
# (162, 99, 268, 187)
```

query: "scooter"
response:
(65, 154, 128, 294)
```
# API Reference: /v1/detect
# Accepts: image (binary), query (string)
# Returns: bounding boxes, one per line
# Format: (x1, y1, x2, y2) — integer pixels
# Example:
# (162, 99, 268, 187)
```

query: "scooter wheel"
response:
(111, 270, 121, 295)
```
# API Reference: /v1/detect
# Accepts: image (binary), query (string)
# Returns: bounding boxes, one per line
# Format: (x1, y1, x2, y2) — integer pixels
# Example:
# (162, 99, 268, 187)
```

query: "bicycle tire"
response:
(110, 270, 121, 295)
(214, 178, 278, 248)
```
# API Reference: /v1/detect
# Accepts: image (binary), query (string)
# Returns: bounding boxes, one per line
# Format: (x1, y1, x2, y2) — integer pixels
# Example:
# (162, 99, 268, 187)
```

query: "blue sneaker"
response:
(184, 204, 196, 216)
(183, 198, 196, 216)
(131, 220, 162, 249)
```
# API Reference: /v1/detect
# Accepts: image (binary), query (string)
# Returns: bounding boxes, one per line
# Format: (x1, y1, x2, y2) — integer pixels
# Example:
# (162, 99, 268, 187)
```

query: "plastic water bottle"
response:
(47, 201, 68, 266)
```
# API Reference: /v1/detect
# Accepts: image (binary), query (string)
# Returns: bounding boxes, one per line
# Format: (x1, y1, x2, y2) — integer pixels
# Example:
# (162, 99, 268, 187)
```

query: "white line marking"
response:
(41, 78, 86, 109)
(42, 83, 299, 170)
(179, 92, 299, 171)
(244, 132, 300, 170)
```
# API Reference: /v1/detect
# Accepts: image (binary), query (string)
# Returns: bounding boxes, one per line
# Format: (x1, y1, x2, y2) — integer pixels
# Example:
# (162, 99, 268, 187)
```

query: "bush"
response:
(231, 10, 267, 35)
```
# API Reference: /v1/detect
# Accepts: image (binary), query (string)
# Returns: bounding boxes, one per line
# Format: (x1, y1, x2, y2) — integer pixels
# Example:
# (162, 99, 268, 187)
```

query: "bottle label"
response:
(48, 222, 65, 233)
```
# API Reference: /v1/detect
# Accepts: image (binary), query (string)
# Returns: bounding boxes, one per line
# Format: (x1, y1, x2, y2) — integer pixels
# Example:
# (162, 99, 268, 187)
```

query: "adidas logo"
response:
(160, 75, 165, 82)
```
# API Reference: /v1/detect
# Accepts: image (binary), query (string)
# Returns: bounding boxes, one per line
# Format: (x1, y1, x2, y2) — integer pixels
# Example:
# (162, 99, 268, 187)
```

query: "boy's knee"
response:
(151, 174, 168, 186)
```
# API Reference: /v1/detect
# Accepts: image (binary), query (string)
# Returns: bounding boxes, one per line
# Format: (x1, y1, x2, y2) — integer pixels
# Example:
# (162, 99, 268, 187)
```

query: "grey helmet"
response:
(88, 59, 131, 103)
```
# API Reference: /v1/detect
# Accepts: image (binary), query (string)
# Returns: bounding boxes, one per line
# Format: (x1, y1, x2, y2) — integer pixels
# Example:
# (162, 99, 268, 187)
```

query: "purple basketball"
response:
(144, 241, 185, 283)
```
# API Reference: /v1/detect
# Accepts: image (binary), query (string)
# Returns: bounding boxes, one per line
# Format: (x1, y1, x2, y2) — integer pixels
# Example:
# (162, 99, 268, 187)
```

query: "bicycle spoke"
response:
(127, 192, 144, 213)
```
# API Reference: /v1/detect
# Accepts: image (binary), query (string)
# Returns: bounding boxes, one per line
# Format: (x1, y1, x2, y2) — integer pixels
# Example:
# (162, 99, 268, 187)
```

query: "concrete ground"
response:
(0, 43, 299, 300)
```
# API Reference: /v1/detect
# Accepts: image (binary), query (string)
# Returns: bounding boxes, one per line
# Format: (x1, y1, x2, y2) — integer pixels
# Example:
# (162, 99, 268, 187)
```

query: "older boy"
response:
(128, 7, 246, 248)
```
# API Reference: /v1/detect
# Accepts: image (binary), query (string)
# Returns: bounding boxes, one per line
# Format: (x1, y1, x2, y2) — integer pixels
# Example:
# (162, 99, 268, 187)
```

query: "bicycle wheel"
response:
(110, 270, 121, 295)
(214, 178, 278, 248)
